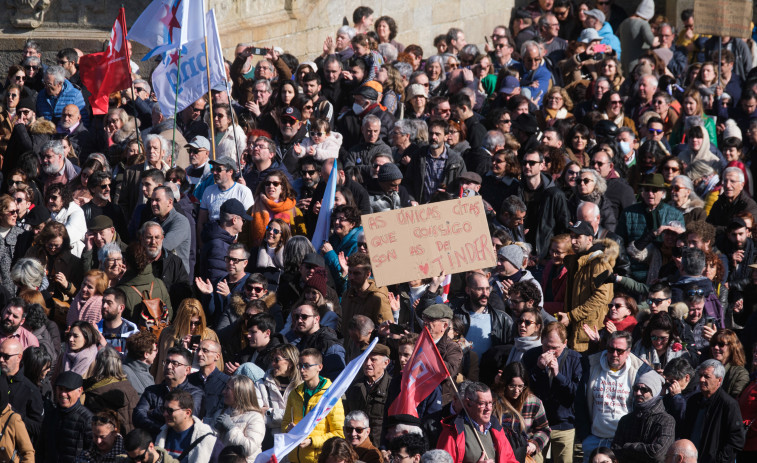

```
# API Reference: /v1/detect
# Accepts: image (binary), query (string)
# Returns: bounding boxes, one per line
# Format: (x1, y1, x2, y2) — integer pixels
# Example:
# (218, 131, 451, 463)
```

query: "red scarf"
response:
(604, 315, 638, 333)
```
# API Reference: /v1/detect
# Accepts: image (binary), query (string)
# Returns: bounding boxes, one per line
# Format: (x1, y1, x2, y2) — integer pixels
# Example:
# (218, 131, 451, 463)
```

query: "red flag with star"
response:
(79, 8, 132, 115)
(387, 327, 450, 417)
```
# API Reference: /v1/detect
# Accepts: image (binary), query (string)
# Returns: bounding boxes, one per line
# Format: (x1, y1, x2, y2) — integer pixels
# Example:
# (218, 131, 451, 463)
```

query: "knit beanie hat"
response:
(635, 0, 655, 21)
(377, 163, 403, 182)
(636, 370, 664, 397)
(305, 267, 330, 296)
(723, 119, 743, 141)
(17, 94, 35, 112)
(498, 244, 523, 268)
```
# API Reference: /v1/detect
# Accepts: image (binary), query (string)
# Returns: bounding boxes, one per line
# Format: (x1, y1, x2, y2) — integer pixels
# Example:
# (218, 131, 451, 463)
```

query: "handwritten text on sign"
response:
(362, 196, 496, 287)
(693, 0, 753, 39)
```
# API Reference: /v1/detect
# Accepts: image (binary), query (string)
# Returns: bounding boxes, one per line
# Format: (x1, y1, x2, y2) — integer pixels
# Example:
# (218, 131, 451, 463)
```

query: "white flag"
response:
(151, 9, 226, 117)
(254, 338, 379, 463)
(128, 0, 206, 60)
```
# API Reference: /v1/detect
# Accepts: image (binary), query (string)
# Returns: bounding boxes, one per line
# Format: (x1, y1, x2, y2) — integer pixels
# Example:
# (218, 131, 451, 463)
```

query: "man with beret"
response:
(419, 303, 463, 406)
(557, 221, 618, 353)
(345, 343, 393, 446)
(81, 215, 128, 272)
(196, 155, 253, 241)
(368, 163, 414, 212)
(612, 370, 675, 462)
(337, 82, 396, 149)
(40, 371, 93, 463)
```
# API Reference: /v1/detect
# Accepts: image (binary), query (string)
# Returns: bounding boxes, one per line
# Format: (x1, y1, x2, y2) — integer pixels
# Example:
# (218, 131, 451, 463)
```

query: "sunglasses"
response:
(648, 128, 664, 134)
(0, 352, 19, 361)
(129, 448, 149, 462)
(246, 285, 266, 293)
(518, 319, 536, 327)
(650, 335, 669, 342)
(647, 297, 668, 306)
(686, 289, 705, 297)
(607, 303, 626, 309)
(641, 187, 663, 193)
(580, 178, 594, 185)
(633, 385, 651, 394)
(344, 426, 367, 434)
(301, 169, 317, 176)
(266, 226, 281, 235)
(313, 132, 326, 137)
(224, 256, 247, 264)
(714, 341, 727, 348)
(264, 180, 282, 187)
(523, 160, 540, 167)
(607, 347, 628, 355)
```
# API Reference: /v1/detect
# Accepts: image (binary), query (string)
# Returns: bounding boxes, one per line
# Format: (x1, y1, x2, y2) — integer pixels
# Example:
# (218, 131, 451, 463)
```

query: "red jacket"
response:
(437, 415, 518, 463)
(541, 260, 568, 315)
(739, 380, 757, 451)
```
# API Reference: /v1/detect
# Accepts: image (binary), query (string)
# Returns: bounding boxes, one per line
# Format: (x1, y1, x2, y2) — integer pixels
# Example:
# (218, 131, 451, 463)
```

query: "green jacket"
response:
(117, 262, 173, 321)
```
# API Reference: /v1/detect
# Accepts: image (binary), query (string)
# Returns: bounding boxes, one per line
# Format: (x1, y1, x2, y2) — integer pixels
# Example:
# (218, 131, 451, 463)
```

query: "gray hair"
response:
(344, 410, 370, 428)
(520, 40, 542, 59)
(140, 220, 164, 237)
(393, 62, 413, 80)
(44, 65, 66, 85)
(133, 79, 151, 94)
(98, 243, 123, 270)
(686, 160, 715, 182)
(618, 126, 636, 141)
(143, 133, 169, 154)
(163, 182, 180, 201)
(324, 55, 343, 71)
(337, 25, 356, 39)
(23, 39, 41, 53)
(22, 56, 40, 67)
(723, 166, 745, 183)
(41, 139, 65, 158)
(10, 258, 45, 289)
(426, 55, 447, 81)
(410, 119, 428, 143)
(394, 119, 415, 137)
(253, 78, 273, 93)
(228, 243, 251, 260)
(483, 130, 506, 152)
(394, 424, 424, 436)
(681, 247, 706, 276)
(579, 168, 607, 194)
(91, 345, 126, 381)
(362, 114, 381, 129)
(460, 44, 480, 58)
(421, 450, 454, 463)
(577, 201, 601, 221)
(463, 381, 491, 401)
(501, 195, 527, 216)
(698, 359, 725, 379)
(378, 43, 398, 63)
(663, 357, 696, 381)
(637, 74, 659, 90)
(283, 236, 316, 270)
(671, 175, 703, 202)
(607, 330, 633, 348)
(153, 185, 176, 203)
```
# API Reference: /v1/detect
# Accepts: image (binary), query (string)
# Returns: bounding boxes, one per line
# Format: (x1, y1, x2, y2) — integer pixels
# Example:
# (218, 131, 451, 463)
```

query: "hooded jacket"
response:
(564, 239, 619, 352)
(611, 397, 675, 463)
(281, 378, 345, 463)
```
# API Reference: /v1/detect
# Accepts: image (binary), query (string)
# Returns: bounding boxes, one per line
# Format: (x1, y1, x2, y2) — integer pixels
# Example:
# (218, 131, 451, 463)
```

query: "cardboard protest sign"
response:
(362, 196, 496, 287)
(694, 0, 753, 39)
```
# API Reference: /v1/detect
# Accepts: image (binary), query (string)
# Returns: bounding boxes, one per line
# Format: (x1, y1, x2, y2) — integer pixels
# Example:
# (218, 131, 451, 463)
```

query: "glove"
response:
(215, 413, 234, 433)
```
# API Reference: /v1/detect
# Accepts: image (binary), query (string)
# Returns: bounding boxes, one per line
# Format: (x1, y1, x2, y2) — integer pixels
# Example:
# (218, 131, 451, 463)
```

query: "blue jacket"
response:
(198, 221, 236, 282)
(522, 345, 582, 431)
(520, 63, 553, 106)
(598, 22, 622, 60)
(132, 380, 204, 437)
(36, 79, 89, 126)
(188, 367, 229, 420)
(618, 202, 684, 282)
(324, 225, 363, 294)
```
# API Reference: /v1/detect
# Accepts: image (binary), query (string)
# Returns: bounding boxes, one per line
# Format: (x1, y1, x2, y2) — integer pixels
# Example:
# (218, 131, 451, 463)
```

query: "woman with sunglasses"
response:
(567, 168, 617, 232)
(493, 361, 551, 463)
(668, 175, 706, 224)
(255, 344, 303, 449)
(557, 161, 582, 196)
(245, 170, 305, 249)
(154, 298, 222, 383)
(252, 218, 291, 273)
(7, 182, 35, 227)
(583, 294, 639, 350)
(0, 83, 23, 153)
(83, 346, 140, 434)
(632, 312, 695, 375)
(507, 307, 543, 364)
(600, 91, 637, 136)
(708, 329, 749, 398)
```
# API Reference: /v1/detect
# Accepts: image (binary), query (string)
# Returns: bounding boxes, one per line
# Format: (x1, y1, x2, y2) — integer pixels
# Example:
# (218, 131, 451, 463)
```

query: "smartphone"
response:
(388, 324, 406, 335)
(190, 335, 201, 349)
(246, 47, 268, 56)
(704, 317, 717, 330)
(594, 44, 608, 53)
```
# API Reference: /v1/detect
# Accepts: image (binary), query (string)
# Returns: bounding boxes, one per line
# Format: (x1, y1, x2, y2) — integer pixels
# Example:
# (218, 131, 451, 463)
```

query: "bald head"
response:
(576, 201, 601, 233)
(664, 439, 698, 463)
(60, 104, 81, 130)
(0, 338, 23, 376)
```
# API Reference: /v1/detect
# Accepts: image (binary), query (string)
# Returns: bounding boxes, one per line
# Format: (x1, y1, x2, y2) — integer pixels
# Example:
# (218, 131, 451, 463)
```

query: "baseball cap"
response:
(569, 221, 594, 237)
(209, 156, 236, 172)
(499, 76, 521, 95)
(220, 198, 252, 220)
(185, 136, 211, 151)
(282, 106, 302, 121)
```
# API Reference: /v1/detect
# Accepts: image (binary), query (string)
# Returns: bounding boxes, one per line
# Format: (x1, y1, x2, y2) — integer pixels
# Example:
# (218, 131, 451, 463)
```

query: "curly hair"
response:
(375, 16, 398, 41)
(704, 250, 726, 285)
(509, 280, 541, 305)
(332, 204, 362, 227)
(126, 330, 158, 360)
(45, 182, 74, 206)
(685, 220, 716, 247)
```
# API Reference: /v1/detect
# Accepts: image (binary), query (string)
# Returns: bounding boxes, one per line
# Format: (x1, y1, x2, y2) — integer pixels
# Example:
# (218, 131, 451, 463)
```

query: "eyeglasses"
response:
(391, 454, 411, 462)
(498, 119, 512, 124)
(211, 166, 226, 173)
(129, 448, 149, 462)
(344, 426, 367, 434)
(264, 181, 282, 187)
(506, 384, 525, 391)
(686, 289, 705, 297)
(293, 313, 314, 320)
(607, 346, 628, 356)
(607, 303, 626, 309)
(0, 352, 19, 361)
(298, 362, 318, 370)
(651, 335, 669, 342)
(633, 385, 651, 394)
(647, 297, 669, 306)
(566, 170, 580, 177)
(13, 76, 24, 81)
(97, 183, 111, 190)
(580, 178, 594, 185)
(641, 187, 663, 193)
(7, 94, 18, 99)
(13, 198, 23, 204)
(518, 319, 536, 327)
(467, 399, 494, 408)
(523, 160, 541, 167)
(163, 359, 187, 368)
(224, 256, 247, 265)
(23, 65, 38, 70)
(592, 161, 607, 167)
(91, 416, 114, 426)
(213, 113, 226, 119)
(135, 87, 146, 93)
(162, 406, 184, 414)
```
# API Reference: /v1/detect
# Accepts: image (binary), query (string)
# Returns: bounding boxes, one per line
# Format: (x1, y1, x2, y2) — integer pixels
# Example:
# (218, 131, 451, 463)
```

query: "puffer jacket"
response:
(611, 398, 675, 463)
(618, 202, 684, 282)
(255, 372, 302, 433)
(0, 403, 34, 463)
(210, 408, 265, 462)
(437, 414, 518, 463)
(40, 399, 92, 463)
(564, 239, 619, 352)
(281, 378, 345, 463)
(36, 79, 88, 125)
(155, 416, 217, 463)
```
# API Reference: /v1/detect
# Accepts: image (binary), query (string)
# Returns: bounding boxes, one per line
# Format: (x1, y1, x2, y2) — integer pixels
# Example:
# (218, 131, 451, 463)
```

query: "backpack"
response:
(131, 282, 169, 338)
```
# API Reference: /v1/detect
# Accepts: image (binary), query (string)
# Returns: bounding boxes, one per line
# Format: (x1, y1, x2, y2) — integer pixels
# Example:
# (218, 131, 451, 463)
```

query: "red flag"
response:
(387, 327, 450, 417)
(79, 8, 132, 115)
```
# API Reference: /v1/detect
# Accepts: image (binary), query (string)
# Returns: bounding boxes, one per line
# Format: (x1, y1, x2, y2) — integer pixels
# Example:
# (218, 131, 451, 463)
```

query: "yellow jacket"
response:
(281, 378, 345, 463)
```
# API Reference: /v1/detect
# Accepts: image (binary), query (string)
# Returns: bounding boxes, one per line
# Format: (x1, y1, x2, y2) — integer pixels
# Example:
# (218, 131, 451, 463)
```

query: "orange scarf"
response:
(249, 195, 296, 247)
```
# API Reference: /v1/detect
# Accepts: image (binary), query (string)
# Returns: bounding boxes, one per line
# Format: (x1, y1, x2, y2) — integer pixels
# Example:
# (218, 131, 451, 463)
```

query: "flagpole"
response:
(225, 80, 242, 171)
(121, 6, 144, 160)
(170, 50, 183, 167)
(203, 34, 217, 161)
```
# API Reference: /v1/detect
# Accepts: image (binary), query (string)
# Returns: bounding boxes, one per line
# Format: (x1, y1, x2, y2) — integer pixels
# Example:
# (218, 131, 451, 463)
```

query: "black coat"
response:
(5, 369, 43, 444)
(707, 190, 757, 230)
(132, 380, 204, 437)
(41, 400, 93, 463)
(612, 398, 675, 463)
(682, 388, 745, 463)
(402, 146, 467, 204)
(450, 296, 514, 347)
(345, 372, 392, 447)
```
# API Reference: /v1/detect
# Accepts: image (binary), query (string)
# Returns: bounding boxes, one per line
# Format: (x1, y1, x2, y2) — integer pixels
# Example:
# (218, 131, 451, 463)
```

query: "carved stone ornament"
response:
(9, 0, 52, 29)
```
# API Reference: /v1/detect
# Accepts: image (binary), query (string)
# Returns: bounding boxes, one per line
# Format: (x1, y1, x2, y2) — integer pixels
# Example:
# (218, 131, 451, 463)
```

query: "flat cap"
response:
(422, 303, 453, 320)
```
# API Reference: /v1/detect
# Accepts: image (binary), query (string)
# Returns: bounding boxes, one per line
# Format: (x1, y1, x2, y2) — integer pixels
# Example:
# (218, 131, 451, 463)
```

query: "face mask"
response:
(352, 103, 365, 115)
(619, 141, 631, 155)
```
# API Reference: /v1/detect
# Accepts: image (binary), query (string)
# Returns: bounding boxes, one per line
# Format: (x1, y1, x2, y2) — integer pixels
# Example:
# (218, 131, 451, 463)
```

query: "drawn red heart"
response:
(418, 263, 429, 275)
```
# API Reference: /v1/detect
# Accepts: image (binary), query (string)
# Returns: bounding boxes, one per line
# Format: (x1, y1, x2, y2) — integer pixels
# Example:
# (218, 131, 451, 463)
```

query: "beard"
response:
(145, 246, 160, 259)
(1, 319, 17, 333)
(41, 163, 61, 175)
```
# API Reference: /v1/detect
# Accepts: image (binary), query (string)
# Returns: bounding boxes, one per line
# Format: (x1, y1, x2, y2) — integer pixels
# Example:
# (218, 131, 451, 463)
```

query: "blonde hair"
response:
(226, 375, 263, 414)
(172, 298, 207, 340)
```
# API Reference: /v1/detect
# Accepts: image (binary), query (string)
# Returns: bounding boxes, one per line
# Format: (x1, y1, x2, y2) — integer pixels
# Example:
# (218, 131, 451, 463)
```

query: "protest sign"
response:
(362, 196, 496, 287)
(694, 0, 753, 39)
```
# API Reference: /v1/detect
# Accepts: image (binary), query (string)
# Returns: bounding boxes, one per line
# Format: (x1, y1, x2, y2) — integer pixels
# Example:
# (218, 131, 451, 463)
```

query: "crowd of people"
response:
(1, 0, 757, 462)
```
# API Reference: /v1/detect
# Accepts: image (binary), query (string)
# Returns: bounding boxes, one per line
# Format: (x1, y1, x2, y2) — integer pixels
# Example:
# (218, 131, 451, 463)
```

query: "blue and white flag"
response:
(151, 9, 227, 118)
(254, 338, 379, 463)
(128, 0, 206, 60)
(311, 160, 338, 251)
